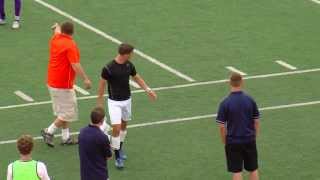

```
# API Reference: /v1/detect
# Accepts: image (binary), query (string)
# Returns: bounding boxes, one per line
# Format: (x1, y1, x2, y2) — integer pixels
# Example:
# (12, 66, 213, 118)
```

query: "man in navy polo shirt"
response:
(216, 73, 260, 180)
(78, 107, 112, 180)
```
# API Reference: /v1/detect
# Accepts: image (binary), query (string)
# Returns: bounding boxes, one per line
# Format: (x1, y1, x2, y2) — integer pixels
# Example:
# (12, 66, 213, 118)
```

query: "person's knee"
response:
(121, 120, 127, 130)
(112, 124, 121, 136)
(232, 172, 243, 180)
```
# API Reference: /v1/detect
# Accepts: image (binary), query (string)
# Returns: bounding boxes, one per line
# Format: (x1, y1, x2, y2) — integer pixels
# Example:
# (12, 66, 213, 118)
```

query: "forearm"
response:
(71, 63, 89, 81)
(97, 79, 106, 106)
(51, 23, 61, 35)
(133, 75, 150, 91)
(254, 119, 260, 136)
(219, 125, 226, 144)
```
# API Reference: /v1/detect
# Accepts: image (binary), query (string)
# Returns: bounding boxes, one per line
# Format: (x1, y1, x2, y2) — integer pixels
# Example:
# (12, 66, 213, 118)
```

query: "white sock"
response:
(47, 123, 58, 135)
(120, 130, 127, 142)
(15, 16, 20, 21)
(61, 128, 70, 141)
(111, 136, 120, 150)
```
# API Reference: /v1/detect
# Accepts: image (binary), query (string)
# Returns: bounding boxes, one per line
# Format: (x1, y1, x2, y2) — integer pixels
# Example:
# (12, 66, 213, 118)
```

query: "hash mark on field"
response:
(34, 0, 195, 82)
(14, 91, 34, 102)
(310, 0, 320, 4)
(1, 99, 320, 145)
(275, 60, 297, 70)
(74, 85, 90, 95)
(1, 67, 320, 110)
(226, 66, 247, 76)
(130, 80, 140, 89)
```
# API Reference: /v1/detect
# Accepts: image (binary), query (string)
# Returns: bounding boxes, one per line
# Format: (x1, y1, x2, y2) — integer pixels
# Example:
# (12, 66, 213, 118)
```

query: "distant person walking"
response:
(7, 135, 50, 180)
(78, 107, 112, 180)
(0, 0, 22, 29)
(41, 22, 92, 147)
(216, 73, 260, 180)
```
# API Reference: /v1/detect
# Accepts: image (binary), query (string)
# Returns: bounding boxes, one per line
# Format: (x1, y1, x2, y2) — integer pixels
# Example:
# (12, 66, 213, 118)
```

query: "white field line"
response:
(275, 60, 297, 70)
(310, 0, 320, 4)
(129, 80, 141, 89)
(1, 99, 320, 145)
(226, 66, 247, 76)
(14, 91, 35, 102)
(33, 0, 195, 82)
(1, 67, 320, 110)
(74, 85, 90, 95)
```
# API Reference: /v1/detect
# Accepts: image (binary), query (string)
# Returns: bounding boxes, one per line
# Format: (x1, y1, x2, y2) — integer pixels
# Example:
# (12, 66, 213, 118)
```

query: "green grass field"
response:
(1, 0, 320, 179)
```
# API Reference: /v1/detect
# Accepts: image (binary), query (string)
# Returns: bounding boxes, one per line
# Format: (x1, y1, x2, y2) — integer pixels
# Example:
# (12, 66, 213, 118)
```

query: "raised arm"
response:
(51, 22, 61, 35)
(132, 74, 157, 101)
(97, 78, 107, 107)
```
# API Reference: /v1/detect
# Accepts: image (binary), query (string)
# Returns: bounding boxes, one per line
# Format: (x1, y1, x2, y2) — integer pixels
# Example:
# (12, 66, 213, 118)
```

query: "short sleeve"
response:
(130, 63, 137, 76)
(67, 44, 80, 63)
(252, 100, 260, 120)
(216, 102, 226, 124)
(7, 163, 13, 180)
(37, 162, 51, 180)
(101, 66, 111, 80)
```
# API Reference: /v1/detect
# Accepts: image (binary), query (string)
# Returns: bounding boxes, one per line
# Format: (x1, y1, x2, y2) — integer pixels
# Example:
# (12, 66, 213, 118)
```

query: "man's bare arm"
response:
(132, 74, 157, 101)
(97, 79, 107, 107)
(51, 23, 61, 34)
(218, 124, 226, 145)
(71, 63, 91, 89)
(254, 119, 260, 137)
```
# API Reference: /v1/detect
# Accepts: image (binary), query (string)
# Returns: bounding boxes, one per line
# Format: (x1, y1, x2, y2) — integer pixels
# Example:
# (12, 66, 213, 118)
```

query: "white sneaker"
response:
(12, 21, 20, 29)
(0, 19, 6, 25)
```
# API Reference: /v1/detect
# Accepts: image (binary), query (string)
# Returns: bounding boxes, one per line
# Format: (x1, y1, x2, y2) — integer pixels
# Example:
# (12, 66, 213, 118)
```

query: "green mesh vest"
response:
(12, 160, 40, 180)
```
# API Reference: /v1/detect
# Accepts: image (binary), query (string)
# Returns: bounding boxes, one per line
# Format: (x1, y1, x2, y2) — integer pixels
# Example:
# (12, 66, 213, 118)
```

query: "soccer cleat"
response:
(11, 20, 20, 29)
(41, 129, 55, 148)
(0, 19, 6, 25)
(119, 149, 127, 160)
(115, 158, 124, 169)
(60, 137, 78, 146)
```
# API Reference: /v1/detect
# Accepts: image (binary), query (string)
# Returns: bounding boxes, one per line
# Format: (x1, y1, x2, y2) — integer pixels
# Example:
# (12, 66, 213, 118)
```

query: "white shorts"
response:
(108, 98, 132, 125)
(48, 86, 78, 122)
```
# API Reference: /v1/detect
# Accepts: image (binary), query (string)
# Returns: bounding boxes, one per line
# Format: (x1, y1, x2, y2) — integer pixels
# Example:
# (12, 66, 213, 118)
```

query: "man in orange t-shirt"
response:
(41, 21, 92, 147)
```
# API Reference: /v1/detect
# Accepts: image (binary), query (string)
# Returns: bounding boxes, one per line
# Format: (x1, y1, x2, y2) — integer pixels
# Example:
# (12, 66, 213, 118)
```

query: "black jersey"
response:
(101, 60, 137, 101)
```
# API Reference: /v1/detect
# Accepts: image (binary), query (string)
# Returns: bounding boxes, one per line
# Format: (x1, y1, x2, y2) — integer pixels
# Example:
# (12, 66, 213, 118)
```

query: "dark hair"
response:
(118, 43, 134, 55)
(61, 21, 74, 35)
(230, 73, 243, 87)
(91, 107, 105, 124)
(17, 135, 34, 155)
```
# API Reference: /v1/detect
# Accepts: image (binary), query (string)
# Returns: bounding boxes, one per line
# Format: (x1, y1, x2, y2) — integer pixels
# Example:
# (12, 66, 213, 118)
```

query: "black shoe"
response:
(41, 129, 54, 148)
(60, 137, 78, 146)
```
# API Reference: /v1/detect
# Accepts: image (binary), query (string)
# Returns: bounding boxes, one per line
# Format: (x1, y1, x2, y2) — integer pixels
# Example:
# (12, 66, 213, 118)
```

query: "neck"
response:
(20, 154, 32, 161)
(90, 123, 101, 127)
(115, 55, 127, 64)
(231, 87, 242, 92)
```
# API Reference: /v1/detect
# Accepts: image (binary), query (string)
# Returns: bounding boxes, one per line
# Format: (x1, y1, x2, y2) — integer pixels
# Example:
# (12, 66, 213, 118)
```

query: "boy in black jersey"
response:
(97, 43, 157, 169)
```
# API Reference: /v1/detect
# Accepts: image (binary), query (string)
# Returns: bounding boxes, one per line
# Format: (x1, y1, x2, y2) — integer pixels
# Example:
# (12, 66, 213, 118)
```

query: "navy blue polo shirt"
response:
(216, 91, 260, 144)
(78, 125, 112, 180)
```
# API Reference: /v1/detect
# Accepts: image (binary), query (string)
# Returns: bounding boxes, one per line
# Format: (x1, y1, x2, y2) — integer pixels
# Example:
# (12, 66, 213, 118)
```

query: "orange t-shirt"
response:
(47, 33, 80, 89)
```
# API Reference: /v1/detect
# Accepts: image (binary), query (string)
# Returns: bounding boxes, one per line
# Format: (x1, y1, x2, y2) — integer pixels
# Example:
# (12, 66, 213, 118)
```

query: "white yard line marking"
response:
(73, 85, 90, 95)
(310, 0, 320, 4)
(1, 67, 320, 110)
(33, 0, 195, 82)
(14, 91, 35, 102)
(275, 60, 297, 70)
(226, 66, 247, 76)
(1, 99, 320, 145)
(129, 80, 141, 89)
